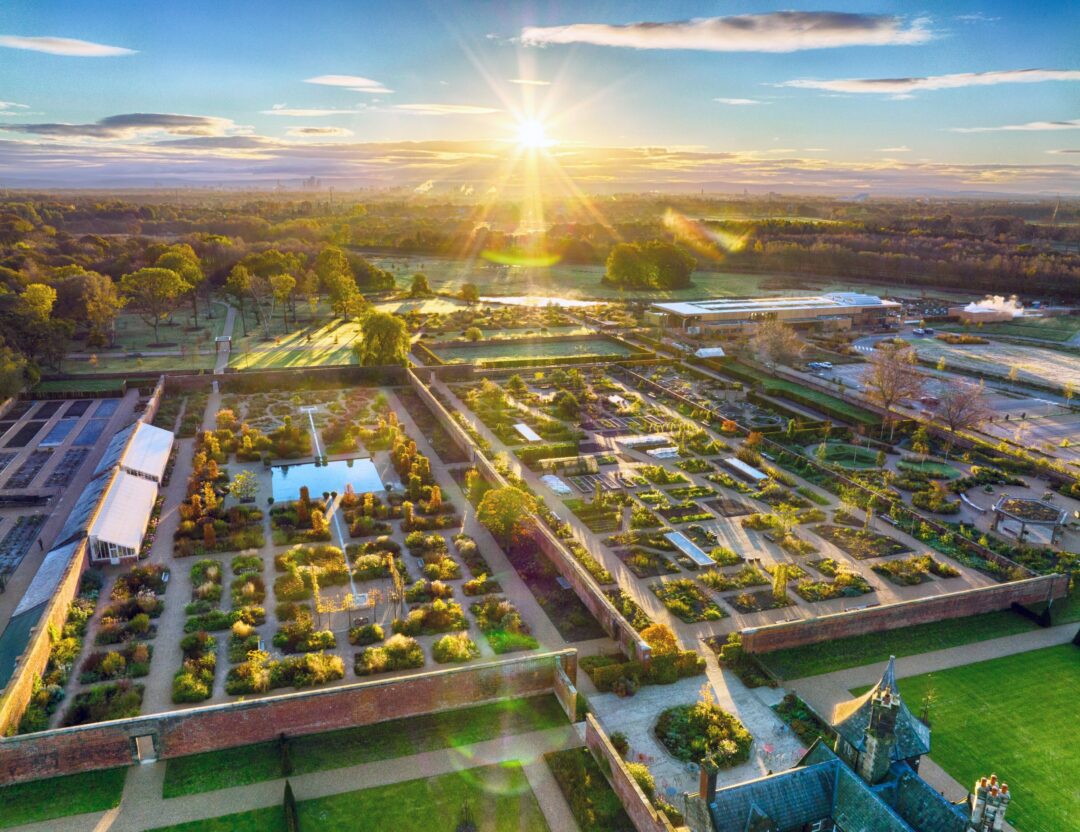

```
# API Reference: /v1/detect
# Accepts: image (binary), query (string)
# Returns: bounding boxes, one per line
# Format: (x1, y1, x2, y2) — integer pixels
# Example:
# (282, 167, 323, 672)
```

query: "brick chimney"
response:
(699, 755, 719, 804)
(970, 774, 1011, 831)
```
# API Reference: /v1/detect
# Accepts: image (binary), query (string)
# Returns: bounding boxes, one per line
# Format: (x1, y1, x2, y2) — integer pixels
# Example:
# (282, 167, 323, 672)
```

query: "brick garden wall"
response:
(0, 650, 576, 786)
(406, 370, 648, 663)
(740, 572, 1070, 654)
(0, 543, 88, 737)
(585, 714, 677, 832)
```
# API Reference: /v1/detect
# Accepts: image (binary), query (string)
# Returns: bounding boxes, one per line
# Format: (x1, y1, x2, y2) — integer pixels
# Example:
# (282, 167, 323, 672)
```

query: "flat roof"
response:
(651, 292, 900, 317)
(88, 471, 158, 551)
(665, 531, 714, 567)
(122, 422, 174, 481)
(723, 457, 769, 482)
(513, 423, 542, 443)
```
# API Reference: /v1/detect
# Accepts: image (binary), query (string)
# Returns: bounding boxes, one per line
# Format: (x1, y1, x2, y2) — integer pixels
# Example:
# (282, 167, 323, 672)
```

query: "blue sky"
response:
(0, 1, 1078, 192)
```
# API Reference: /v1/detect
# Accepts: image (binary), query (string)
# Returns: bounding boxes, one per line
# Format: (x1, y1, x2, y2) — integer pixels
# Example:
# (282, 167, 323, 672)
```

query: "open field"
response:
(150, 762, 549, 832)
(854, 645, 1079, 832)
(229, 317, 361, 369)
(941, 316, 1080, 344)
(757, 610, 1038, 680)
(912, 338, 1080, 390)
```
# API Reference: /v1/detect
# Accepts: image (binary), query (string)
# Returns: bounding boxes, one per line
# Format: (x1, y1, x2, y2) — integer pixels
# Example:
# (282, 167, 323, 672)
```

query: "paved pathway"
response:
(9, 725, 584, 832)
(213, 304, 237, 374)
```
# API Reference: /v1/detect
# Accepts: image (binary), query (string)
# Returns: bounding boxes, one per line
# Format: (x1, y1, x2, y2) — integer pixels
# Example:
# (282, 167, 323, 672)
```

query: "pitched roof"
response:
(120, 422, 174, 480)
(88, 471, 157, 551)
(832, 657, 931, 761)
(710, 761, 838, 832)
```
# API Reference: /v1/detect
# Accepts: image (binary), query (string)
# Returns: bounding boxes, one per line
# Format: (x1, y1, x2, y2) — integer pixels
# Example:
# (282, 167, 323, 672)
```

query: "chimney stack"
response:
(699, 755, 719, 804)
(970, 774, 1011, 831)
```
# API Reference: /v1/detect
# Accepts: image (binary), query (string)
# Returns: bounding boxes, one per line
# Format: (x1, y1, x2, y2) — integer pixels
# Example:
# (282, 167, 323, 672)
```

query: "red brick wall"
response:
(585, 715, 676, 832)
(741, 573, 1070, 654)
(0, 651, 574, 786)
(0, 543, 88, 736)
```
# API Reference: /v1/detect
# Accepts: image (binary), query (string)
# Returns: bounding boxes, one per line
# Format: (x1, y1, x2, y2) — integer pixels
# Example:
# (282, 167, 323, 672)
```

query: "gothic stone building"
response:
(684, 657, 1012, 832)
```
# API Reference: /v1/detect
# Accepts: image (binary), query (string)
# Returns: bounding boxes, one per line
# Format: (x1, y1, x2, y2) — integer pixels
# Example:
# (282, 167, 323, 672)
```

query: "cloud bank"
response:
(286, 126, 353, 137)
(0, 113, 237, 139)
(520, 12, 933, 53)
(714, 98, 761, 106)
(952, 118, 1080, 133)
(782, 68, 1080, 95)
(0, 35, 135, 56)
(304, 75, 393, 94)
(262, 105, 364, 117)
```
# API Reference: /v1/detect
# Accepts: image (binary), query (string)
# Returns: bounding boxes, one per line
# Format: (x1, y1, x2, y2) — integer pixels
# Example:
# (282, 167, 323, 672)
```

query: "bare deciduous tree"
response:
(749, 319, 804, 368)
(861, 345, 924, 439)
(937, 379, 991, 458)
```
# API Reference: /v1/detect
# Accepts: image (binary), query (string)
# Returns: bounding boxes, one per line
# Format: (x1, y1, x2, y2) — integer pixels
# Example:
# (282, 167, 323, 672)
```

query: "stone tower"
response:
(969, 774, 1011, 831)
(858, 686, 900, 785)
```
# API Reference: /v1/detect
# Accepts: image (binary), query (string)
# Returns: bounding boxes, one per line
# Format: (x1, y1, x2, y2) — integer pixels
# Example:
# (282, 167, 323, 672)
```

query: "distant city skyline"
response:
(0, 1, 1078, 193)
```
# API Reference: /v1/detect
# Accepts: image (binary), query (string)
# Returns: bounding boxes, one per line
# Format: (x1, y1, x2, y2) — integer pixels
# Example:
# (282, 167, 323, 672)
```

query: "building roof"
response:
(651, 292, 900, 317)
(694, 347, 727, 358)
(513, 423, 542, 443)
(710, 760, 838, 832)
(55, 470, 114, 547)
(832, 657, 931, 761)
(88, 471, 157, 551)
(121, 422, 174, 480)
(94, 421, 137, 477)
(13, 540, 82, 616)
(665, 531, 715, 567)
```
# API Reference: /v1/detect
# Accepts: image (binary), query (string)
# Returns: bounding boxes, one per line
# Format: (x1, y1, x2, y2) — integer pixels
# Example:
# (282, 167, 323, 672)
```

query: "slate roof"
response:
(832, 656, 931, 761)
(709, 761, 837, 832)
(891, 768, 969, 832)
(93, 421, 137, 477)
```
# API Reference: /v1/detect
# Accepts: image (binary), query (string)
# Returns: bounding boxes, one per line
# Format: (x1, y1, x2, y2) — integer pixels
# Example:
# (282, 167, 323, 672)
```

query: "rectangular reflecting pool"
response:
(271, 457, 384, 503)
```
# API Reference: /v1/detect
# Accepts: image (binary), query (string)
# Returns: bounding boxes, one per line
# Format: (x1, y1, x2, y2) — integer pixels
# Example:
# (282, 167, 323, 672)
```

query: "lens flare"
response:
(663, 208, 752, 260)
(481, 249, 562, 267)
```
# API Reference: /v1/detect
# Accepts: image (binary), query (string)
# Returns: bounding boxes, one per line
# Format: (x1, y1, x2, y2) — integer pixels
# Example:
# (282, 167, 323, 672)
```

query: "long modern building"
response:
(646, 292, 900, 335)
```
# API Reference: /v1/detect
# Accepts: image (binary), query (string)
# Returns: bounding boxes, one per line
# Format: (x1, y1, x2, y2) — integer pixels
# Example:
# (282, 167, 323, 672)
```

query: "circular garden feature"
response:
(654, 697, 753, 767)
(805, 442, 880, 470)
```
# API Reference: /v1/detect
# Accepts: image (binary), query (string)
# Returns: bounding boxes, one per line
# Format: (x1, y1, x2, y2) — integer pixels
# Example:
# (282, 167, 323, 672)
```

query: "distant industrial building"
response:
(646, 292, 900, 336)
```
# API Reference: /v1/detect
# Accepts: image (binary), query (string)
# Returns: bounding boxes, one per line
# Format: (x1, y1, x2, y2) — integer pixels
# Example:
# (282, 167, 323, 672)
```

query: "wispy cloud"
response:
(304, 74, 393, 94)
(520, 12, 933, 53)
(393, 104, 500, 116)
(0, 113, 237, 139)
(951, 118, 1080, 133)
(714, 98, 762, 106)
(878, 145, 911, 152)
(508, 78, 550, 86)
(1047, 149, 1080, 154)
(954, 13, 1000, 24)
(781, 68, 1080, 96)
(0, 35, 135, 56)
(262, 105, 364, 117)
(286, 126, 353, 137)
(0, 101, 29, 113)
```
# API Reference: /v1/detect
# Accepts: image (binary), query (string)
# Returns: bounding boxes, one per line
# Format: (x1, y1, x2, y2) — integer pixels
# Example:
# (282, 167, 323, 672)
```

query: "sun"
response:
(516, 118, 550, 149)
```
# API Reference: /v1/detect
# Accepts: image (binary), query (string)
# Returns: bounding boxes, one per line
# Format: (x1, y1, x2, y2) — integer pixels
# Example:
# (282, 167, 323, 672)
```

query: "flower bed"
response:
(354, 634, 425, 676)
(273, 604, 335, 653)
(225, 651, 344, 693)
(651, 578, 726, 622)
(604, 588, 653, 631)
(699, 565, 768, 593)
(616, 547, 679, 578)
(726, 588, 793, 614)
(432, 632, 480, 663)
(62, 681, 144, 727)
(470, 596, 538, 653)
(873, 554, 961, 586)
(812, 524, 910, 560)
(172, 632, 216, 703)
(654, 700, 752, 766)
(795, 562, 874, 601)
(78, 643, 152, 685)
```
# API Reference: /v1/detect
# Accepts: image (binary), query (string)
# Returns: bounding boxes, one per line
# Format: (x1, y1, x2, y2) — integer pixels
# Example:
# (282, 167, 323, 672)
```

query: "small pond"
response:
(271, 457, 384, 503)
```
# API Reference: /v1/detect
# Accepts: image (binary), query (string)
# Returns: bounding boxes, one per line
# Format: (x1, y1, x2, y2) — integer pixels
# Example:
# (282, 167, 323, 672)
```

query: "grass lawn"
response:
(0, 767, 127, 829)
(852, 645, 1080, 832)
(150, 762, 549, 832)
(430, 336, 636, 365)
(941, 317, 1080, 344)
(757, 610, 1038, 680)
(229, 315, 361, 369)
(897, 459, 962, 479)
(34, 378, 127, 394)
(806, 442, 880, 469)
(545, 747, 634, 832)
(162, 694, 567, 798)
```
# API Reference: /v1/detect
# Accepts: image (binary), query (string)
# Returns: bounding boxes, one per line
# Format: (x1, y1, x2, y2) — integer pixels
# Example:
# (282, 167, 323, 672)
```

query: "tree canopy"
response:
(353, 311, 409, 366)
